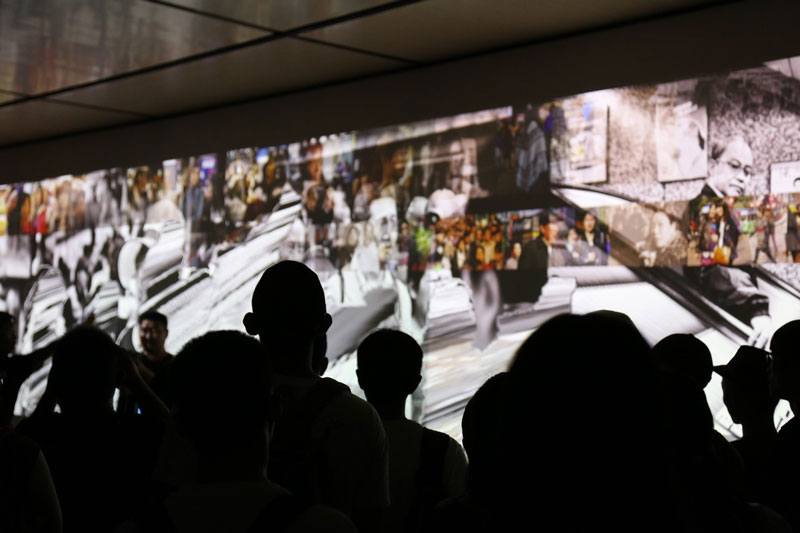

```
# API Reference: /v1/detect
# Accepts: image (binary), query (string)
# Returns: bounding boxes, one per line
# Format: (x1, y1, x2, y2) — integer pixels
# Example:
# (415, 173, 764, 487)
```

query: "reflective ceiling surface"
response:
(0, 0, 267, 96)
(0, 0, 734, 146)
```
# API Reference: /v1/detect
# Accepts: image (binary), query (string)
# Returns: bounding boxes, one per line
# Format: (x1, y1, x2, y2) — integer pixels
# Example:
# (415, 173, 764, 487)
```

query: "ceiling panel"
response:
(0, 0, 267, 96)
(0, 99, 139, 145)
(162, 0, 391, 31)
(303, 0, 719, 62)
(53, 38, 404, 116)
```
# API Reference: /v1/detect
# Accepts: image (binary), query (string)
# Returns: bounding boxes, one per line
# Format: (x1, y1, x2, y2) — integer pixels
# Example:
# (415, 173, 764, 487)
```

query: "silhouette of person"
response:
(243, 261, 389, 532)
(0, 311, 56, 426)
(123, 331, 355, 532)
(715, 346, 778, 503)
(15, 326, 166, 532)
(425, 372, 512, 533)
(504, 312, 687, 530)
(652, 333, 713, 389)
(766, 320, 800, 530)
(652, 333, 746, 503)
(119, 311, 174, 413)
(357, 329, 467, 532)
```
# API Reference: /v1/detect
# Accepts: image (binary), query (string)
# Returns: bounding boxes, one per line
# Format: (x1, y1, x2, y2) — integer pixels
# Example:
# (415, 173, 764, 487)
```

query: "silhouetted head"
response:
(171, 331, 278, 455)
(506, 312, 665, 522)
(462, 372, 512, 496)
(770, 320, 800, 404)
(660, 370, 714, 460)
(49, 326, 119, 413)
(357, 329, 422, 404)
(652, 334, 713, 389)
(0, 311, 16, 357)
(244, 261, 332, 371)
(715, 346, 776, 426)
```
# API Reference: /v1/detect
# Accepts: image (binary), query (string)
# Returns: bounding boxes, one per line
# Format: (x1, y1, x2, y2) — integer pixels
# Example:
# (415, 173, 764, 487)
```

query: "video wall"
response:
(5, 55, 800, 439)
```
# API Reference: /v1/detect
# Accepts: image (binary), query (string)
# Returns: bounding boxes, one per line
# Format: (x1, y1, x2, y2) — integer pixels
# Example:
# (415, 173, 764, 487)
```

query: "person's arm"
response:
(116, 348, 169, 422)
(698, 265, 771, 347)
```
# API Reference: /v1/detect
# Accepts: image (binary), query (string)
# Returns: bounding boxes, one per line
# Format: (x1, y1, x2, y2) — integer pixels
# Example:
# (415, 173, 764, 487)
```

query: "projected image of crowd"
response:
(7, 52, 800, 533)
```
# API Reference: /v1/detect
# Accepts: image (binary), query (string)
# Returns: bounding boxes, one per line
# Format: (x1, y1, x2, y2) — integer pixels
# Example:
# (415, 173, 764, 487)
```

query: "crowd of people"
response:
(3, 260, 800, 532)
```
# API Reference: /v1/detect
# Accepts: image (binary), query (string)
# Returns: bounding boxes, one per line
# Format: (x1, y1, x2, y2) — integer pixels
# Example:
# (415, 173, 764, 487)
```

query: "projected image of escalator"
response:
(553, 185, 800, 437)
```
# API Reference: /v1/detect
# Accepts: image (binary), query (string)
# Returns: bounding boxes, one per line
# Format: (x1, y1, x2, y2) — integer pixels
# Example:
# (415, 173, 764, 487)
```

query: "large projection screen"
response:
(5, 56, 800, 440)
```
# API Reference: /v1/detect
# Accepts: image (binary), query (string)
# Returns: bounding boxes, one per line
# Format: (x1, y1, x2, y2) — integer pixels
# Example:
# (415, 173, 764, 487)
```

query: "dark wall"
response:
(2, 0, 799, 184)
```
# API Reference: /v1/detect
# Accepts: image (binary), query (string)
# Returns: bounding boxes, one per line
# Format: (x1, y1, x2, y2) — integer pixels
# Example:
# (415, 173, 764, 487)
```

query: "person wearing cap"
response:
(716, 346, 778, 503)
(765, 320, 800, 529)
(518, 210, 567, 271)
(652, 334, 713, 389)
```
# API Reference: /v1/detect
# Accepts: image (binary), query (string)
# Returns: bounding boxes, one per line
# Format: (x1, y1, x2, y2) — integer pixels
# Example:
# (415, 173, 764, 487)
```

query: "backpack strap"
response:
(247, 494, 306, 533)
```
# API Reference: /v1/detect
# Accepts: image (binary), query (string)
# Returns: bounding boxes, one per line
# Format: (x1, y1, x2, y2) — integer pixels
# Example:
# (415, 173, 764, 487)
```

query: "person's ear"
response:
(410, 374, 422, 394)
(243, 313, 259, 335)
(321, 313, 332, 334)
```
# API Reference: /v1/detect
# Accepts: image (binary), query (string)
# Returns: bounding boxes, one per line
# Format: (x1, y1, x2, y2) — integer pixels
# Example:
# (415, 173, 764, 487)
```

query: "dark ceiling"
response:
(0, 0, 727, 147)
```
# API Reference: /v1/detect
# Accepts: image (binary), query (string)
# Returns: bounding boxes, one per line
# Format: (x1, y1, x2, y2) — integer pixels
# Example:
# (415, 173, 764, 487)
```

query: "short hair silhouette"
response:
(461, 372, 511, 495)
(357, 329, 422, 400)
(505, 312, 669, 528)
(652, 334, 713, 388)
(48, 326, 119, 412)
(245, 261, 330, 352)
(138, 310, 167, 328)
(771, 320, 800, 360)
(170, 331, 273, 452)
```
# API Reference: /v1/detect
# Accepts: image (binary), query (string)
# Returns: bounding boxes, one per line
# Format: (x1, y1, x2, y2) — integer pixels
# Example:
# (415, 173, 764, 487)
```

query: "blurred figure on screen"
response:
(578, 211, 608, 265)
(378, 143, 411, 218)
(565, 227, 589, 266)
(637, 211, 687, 267)
(684, 135, 771, 348)
(515, 104, 549, 193)
(504, 241, 522, 270)
(785, 204, 800, 262)
(518, 210, 567, 271)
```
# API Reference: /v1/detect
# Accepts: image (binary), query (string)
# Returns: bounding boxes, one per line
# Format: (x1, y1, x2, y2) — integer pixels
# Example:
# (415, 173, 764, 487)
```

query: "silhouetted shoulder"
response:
(285, 505, 357, 533)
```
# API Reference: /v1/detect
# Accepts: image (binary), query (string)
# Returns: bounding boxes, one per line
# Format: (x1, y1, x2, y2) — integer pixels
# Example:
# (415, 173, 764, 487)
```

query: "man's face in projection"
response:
(449, 141, 465, 176)
(652, 212, 676, 249)
(708, 137, 754, 197)
(541, 220, 559, 245)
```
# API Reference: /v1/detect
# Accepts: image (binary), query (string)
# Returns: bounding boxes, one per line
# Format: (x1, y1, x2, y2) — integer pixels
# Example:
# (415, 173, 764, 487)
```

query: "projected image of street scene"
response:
(5, 55, 800, 443)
